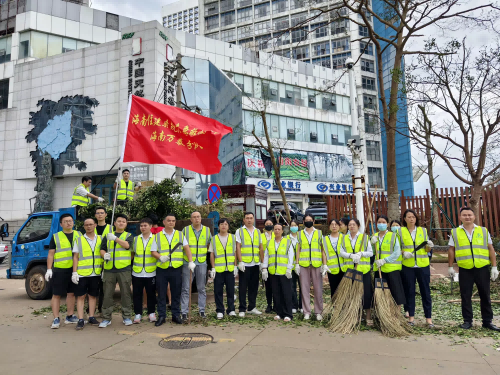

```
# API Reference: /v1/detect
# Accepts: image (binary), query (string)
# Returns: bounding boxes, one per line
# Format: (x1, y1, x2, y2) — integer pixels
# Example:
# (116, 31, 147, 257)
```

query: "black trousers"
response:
(291, 271, 302, 310)
(238, 265, 259, 312)
(401, 266, 432, 318)
(459, 266, 493, 324)
(132, 276, 156, 315)
(214, 271, 235, 314)
(327, 271, 345, 298)
(271, 274, 293, 319)
(265, 277, 276, 308)
(156, 267, 182, 319)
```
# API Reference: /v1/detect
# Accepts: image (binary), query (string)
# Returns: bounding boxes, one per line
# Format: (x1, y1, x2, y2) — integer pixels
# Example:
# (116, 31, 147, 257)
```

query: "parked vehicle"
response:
(267, 202, 304, 224)
(0, 223, 8, 264)
(305, 201, 328, 223)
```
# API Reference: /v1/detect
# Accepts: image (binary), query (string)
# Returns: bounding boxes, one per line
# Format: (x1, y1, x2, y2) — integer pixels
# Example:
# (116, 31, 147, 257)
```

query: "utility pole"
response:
(174, 53, 184, 185)
(345, 57, 365, 231)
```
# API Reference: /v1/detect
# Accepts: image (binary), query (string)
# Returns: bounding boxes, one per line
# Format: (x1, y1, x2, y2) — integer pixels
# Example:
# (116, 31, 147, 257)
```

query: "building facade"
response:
(162, 0, 201, 35)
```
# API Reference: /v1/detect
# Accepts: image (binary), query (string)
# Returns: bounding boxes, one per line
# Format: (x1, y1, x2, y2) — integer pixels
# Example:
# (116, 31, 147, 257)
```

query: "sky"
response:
(92, 0, 497, 196)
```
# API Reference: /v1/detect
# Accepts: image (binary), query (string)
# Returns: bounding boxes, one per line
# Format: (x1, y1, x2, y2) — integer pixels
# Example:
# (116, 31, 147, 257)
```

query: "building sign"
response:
(249, 178, 353, 195)
(128, 166, 149, 182)
(128, 57, 145, 98)
(163, 61, 176, 106)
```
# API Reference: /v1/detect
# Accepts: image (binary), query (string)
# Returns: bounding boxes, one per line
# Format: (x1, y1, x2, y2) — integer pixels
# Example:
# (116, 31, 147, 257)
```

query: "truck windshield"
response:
(18, 215, 53, 244)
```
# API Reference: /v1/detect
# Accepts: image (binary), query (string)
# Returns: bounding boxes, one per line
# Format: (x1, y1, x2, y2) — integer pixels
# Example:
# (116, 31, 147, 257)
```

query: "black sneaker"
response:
(88, 317, 100, 326)
(265, 305, 272, 314)
(182, 313, 188, 323)
(200, 312, 206, 319)
(76, 319, 85, 330)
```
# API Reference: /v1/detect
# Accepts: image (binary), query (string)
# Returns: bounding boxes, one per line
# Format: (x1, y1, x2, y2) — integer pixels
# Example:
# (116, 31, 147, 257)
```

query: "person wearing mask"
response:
(152, 214, 195, 326)
(390, 219, 407, 317)
(99, 214, 134, 328)
(181, 211, 212, 320)
(288, 220, 301, 314)
(46, 213, 81, 328)
(236, 212, 264, 317)
(339, 218, 350, 235)
(132, 217, 158, 324)
(371, 215, 406, 308)
(71, 217, 102, 330)
(398, 209, 434, 328)
(71, 176, 104, 217)
(209, 218, 237, 319)
(296, 215, 323, 321)
(448, 207, 499, 331)
(322, 219, 347, 298)
(340, 219, 374, 326)
(262, 219, 275, 314)
(113, 169, 141, 206)
(261, 223, 294, 322)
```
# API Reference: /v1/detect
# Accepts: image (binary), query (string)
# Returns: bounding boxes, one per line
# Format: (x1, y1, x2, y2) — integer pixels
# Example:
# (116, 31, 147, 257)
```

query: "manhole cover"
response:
(159, 333, 214, 350)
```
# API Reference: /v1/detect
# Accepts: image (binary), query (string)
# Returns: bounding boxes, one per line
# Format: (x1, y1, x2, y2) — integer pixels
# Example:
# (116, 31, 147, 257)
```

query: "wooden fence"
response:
(326, 185, 500, 238)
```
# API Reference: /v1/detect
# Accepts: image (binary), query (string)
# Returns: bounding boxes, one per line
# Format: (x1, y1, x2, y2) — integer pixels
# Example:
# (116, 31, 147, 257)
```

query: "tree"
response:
(406, 39, 500, 214)
(283, 0, 499, 219)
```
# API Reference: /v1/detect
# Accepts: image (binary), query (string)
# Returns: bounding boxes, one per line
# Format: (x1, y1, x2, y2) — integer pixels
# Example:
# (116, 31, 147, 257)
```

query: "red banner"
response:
(122, 96, 233, 175)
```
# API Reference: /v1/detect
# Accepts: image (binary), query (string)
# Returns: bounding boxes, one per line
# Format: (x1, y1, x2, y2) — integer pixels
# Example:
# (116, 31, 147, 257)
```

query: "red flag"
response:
(122, 96, 233, 175)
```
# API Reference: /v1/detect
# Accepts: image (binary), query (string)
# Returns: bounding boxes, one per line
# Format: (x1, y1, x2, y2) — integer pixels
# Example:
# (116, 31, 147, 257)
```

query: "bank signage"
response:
(250, 178, 353, 195)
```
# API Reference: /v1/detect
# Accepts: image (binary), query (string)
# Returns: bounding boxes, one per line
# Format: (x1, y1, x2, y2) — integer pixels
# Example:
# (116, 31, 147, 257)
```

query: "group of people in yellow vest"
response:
(45, 202, 499, 331)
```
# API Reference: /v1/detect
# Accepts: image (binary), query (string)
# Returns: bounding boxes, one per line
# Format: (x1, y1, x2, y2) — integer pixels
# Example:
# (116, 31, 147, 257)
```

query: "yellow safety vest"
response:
(238, 227, 261, 263)
(133, 235, 157, 274)
(343, 233, 370, 274)
(182, 225, 211, 263)
(268, 238, 291, 276)
(398, 227, 429, 268)
(95, 224, 112, 238)
(156, 230, 184, 269)
(261, 232, 274, 252)
(372, 231, 401, 273)
(451, 226, 490, 269)
(298, 229, 322, 268)
(287, 234, 299, 271)
(117, 179, 135, 201)
(53, 231, 81, 269)
(71, 184, 89, 207)
(104, 232, 131, 270)
(76, 235, 103, 276)
(214, 234, 236, 273)
(323, 233, 349, 274)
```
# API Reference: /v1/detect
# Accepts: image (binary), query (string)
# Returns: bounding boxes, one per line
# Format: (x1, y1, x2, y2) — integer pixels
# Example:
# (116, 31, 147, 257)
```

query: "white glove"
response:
(103, 252, 111, 261)
(261, 269, 268, 281)
(234, 267, 238, 277)
(159, 255, 169, 263)
(403, 251, 413, 259)
(321, 264, 329, 276)
(115, 177, 120, 185)
(71, 272, 79, 285)
(427, 240, 434, 248)
(375, 259, 386, 268)
(45, 269, 53, 282)
(370, 236, 378, 245)
(97, 197, 104, 203)
(491, 267, 499, 282)
(210, 268, 216, 279)
(294, 265, 300, 276)
(238, 262, 245, 272)
(136, 181, 142, 187)
(351, 253, 361, 263)
(259, 263, 264, 271)
(285, 269, 292, 279)
(448, 267, 456, 278)
(106, 233, 117, 241)
(188, 261, 196, 272)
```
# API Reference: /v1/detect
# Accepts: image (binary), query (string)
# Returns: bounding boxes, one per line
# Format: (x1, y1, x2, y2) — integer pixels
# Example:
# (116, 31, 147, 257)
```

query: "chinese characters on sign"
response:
(129, 166, 149, 181)
(327, 183, 353, 193)
(128, 58, 145, 98)
(273, 181, 302, 192)
(163, 62, 176, 106)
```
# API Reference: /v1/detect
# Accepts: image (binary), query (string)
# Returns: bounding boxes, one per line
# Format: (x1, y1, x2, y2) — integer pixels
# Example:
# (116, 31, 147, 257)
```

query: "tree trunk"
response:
(425, 132, 444, 243)
(468, 184, 483, 224)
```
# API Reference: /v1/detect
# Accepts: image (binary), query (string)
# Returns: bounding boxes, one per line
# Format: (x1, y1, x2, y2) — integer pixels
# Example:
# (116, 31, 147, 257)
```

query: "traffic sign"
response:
(207, 183, 222, 204)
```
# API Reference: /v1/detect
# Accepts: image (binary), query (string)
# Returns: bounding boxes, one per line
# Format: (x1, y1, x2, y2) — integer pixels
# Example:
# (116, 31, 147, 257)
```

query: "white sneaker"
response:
(238, 312, 245, 317)
(304, 314, 310, 320)
(299, 309, 303, 313)
(284, 317, 291, 322)
(149, 313, 157, 322)
(133, 314, 141, 324)
(274, 315, 281, 320)
(248, 308, 262, 315)
(292, 309, 297, 314)
(99, 320, 111, 328)
(316, 314, 323, 321)
(229, 311, 236, 317)
(217, 313, 224, 319)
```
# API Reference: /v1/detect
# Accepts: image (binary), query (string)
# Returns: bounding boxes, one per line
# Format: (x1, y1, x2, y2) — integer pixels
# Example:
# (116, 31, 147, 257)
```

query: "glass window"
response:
(360, 42, 374, 55)
(317, 121, 325, 144)
(331, 18, 349, 36)
(291, 12, 308, 26)
(291, 27, 308, 43)
(206, 32, 219, 40)
(62, 37, 76, 53)
(221, 29, 235, 41)
(361, 59, 374, 73)
(238, 25, 253, 39)
(342, 96, 350, 114)
(312, 41, 330, 56)
(312, 22, 328, 38)
(17, 215, 53, 244)
(0, 36, 11, 64)
(366, 140, 381, 161)
(362, 76, 376, 90)
(254, 3, 270, 18)
(195, 59, 209, 84)
(331, 52, 351, 69)
(287, 117, 296, 140)
(311, 56, 331, 68)
(322, 93, 336, 111)
(220, 0, 235, 12)
(47, 35, 62, 57)
(359, 25, 369, 37)
(221, 11, 235, 26)
(368, 167, 383, 188)
(0, 78, 8, 109)
(365, 113, 377, 133)
(363, 94, 377, 110)
(273, 16, 289, 31)
(205, 15, 219, 30)
(238, 37, 254, 48)
(205, 2, 219, 16)
(272, 0, 288, 14)
(31, 31, 48, 59)
(275, 32, 290, 47)
(254, 21, 270, 35)
(290, 0, 305, 10)
(106, 12, 119, 31)
(274, 48, 291, 57)
(331, 37, 349, 52)
(308, 90, 316, 108)
(256, 34, 271, 49)
(292, 45, 309, 60)
(238, 7, 253, 22)
(310, 121, 318, 142)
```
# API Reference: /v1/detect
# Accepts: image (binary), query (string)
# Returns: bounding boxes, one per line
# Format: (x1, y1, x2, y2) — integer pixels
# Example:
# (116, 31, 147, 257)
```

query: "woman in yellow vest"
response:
(339, 218, 349, 235)
(398, 209, 434, 327)
(288, 220, 301, 314)
(340, 218, 374, 326)
(390, 219, 409, 317)
(262, 219, 275, 314)
(322, 219, 347, 298)
(371, 215, 405, 307)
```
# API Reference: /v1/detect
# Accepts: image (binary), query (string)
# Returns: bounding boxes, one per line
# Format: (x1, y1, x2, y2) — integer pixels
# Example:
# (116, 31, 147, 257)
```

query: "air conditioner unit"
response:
(286, 92, 293, 98)
(310, 132, 317, 139)
(331, 99, 336, 105)
(288, 129, 295, 135)
(309, 97, 315, 102)
(271, 89, 277, 95)
(331, 134, 338, 140)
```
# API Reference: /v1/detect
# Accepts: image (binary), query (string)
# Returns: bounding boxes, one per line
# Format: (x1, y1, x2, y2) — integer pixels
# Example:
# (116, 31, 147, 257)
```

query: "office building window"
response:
(312, 41, 330, 56)
(331, 52, 351, 69)
(255, 21, 270, 35)
(19, 31, 94, 60)
(272, 0, 288, 14)
(331, 37, 349, 52)
(220, 0, 235, 12)
(358, 9, 372, 21)
(274, 49, 291, 58)
(330, 6, 348, 19)
(363, 94, 377, 110)
(331, 18, 349, 36)
(290, 0, 305, 10)
(254, 3, 270, 18)
(106, 12, 119, 31)
(291, 12, 308, 26)
(312, 22, 328, 38)
(368, 167, 383, 188)
(366, 140, 381, 161)
(221, 29, 236, 41)
(256, 34, 271, 49)
(364, 114, 378, 134)
(221, 11, 235, 26)
(292, 45, 309, 59)
(0, 78, 8, 109)
(237, 0, 253, 6)
(275, 32, 290, 46)
(238, 37, 254, 48)
(0, 36, 11, 64)
(361, 59, 374, 73)
(205, 15, 219, 30)
(238, 7, 253, 22)
(360, 42, 374, 55)
(273, 16, 289, 31)
(291, 27, 308, 43)
(206, 33, 219, 40)
(238, 25, 253, 39)
(362, 76, 376, 90)
(359, 25, 369, 37)
(205, 2, 219, 16)
(312, 56, 331, 68)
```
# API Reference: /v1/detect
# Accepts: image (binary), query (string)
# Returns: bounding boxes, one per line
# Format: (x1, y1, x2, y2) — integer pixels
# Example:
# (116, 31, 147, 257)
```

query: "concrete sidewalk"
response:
(1, 278, 499, 375)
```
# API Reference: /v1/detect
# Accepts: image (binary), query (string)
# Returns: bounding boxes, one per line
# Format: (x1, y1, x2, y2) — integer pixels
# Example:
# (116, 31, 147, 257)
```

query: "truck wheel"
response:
(25, 265, 52, 300)
(0, 257, 5, 264)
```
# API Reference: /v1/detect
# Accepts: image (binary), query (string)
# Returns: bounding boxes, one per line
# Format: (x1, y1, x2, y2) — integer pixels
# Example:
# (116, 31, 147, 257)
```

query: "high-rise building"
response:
(162, 0, 201, 34)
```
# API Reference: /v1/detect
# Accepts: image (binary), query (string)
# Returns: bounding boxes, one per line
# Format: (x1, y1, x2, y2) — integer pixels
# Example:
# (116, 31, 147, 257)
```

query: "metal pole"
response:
(174, 53, 183, 185)
(346, 60, 365, 231)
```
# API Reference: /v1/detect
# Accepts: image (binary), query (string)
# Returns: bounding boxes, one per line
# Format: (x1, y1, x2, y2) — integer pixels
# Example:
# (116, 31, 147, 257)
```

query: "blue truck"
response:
(7, 207, 77, 300)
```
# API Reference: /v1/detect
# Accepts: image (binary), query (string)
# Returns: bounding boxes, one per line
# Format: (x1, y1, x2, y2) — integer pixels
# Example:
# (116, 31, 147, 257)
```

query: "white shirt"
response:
(208, 234, 228, 253)
(448, 224, 493, 246)
(132, 233, 157, 278)
(340, 231, 373, 259)
(262, 238, 294, 271)
(235, 226, 260, 267)
(302, 227, 317, 243)
(328, 234, 340, 248)
(72, 233, 99, 278)
(71, 185, 90, 207)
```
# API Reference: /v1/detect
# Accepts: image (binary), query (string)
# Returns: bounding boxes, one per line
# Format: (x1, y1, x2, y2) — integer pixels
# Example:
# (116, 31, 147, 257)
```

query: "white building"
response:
(162, 0, 201, 35)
